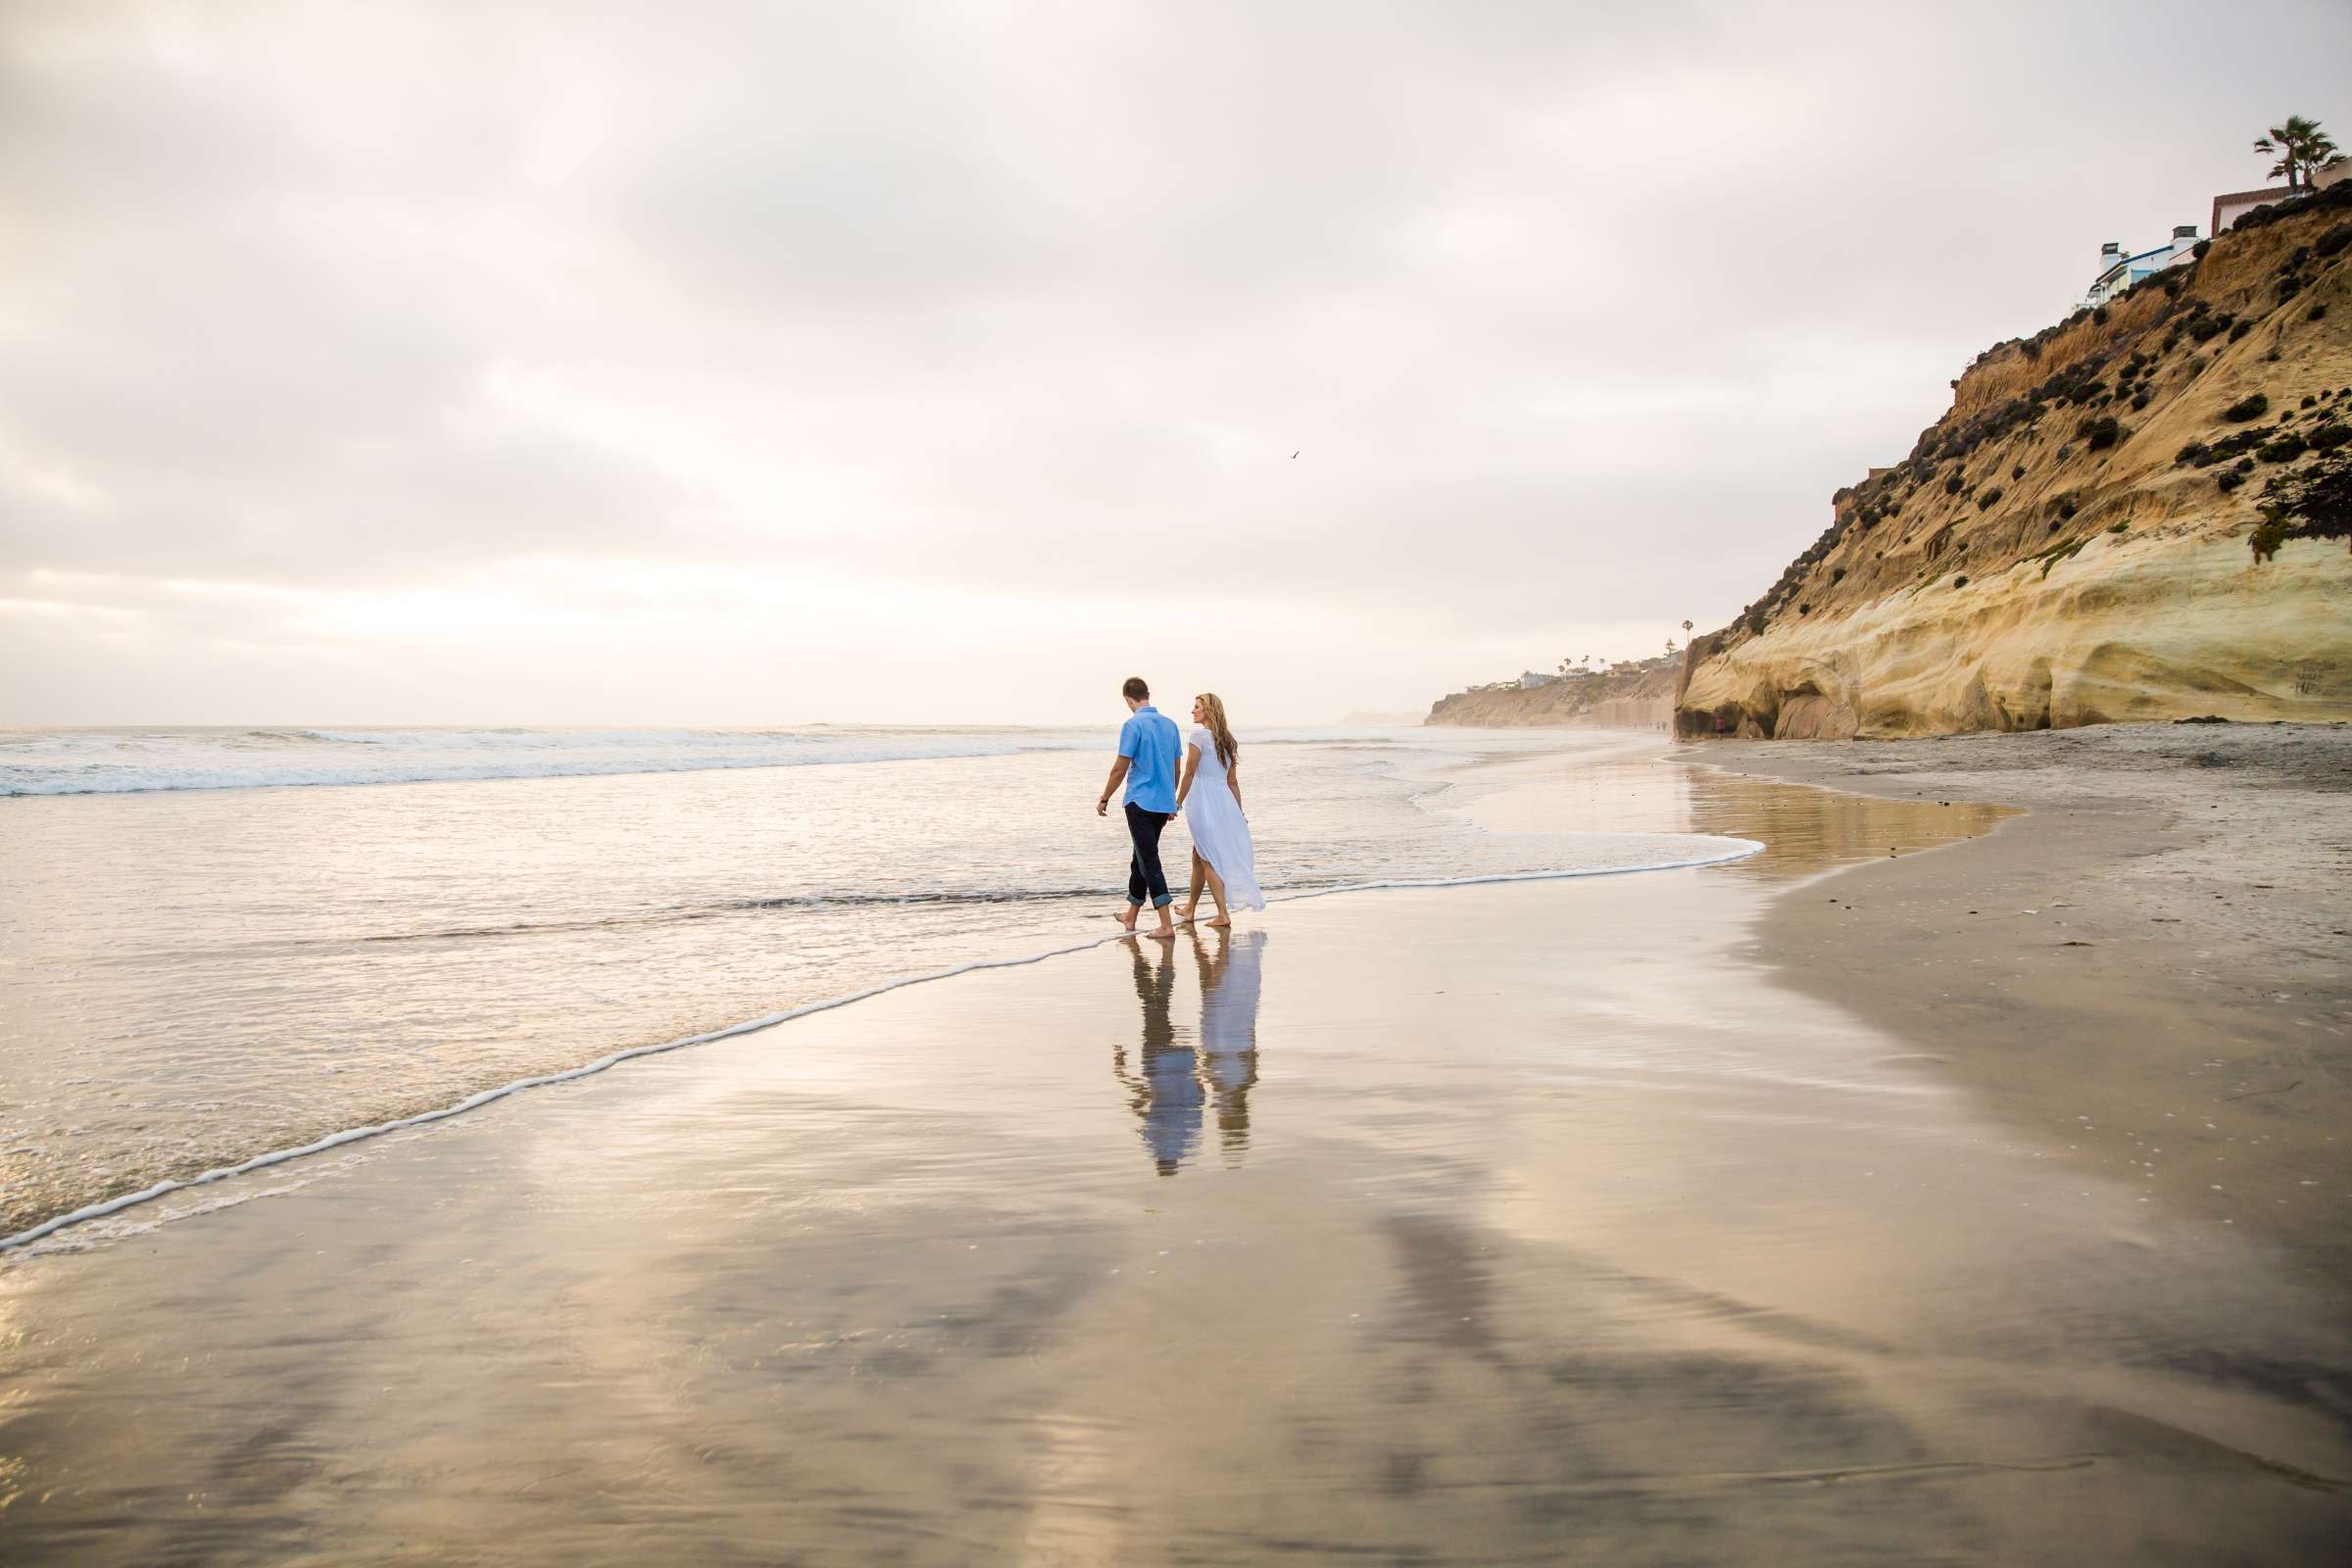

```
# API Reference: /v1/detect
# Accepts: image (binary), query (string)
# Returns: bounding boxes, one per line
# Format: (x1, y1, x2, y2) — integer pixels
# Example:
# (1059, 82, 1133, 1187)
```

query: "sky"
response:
(4, 1, 2348, 726)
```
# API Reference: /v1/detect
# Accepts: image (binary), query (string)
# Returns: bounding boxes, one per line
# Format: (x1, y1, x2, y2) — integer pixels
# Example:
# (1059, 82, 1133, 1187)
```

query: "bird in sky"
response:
(1291, 451, 1299, 459)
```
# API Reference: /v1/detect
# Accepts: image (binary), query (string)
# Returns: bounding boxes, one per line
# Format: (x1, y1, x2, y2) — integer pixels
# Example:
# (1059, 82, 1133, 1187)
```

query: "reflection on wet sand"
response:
(1482, 753, 2018, 882)
(1112, 929, 1267, 1174)
(1113, 941, 1198, 1174)
(1197, 929, 1264, 1160)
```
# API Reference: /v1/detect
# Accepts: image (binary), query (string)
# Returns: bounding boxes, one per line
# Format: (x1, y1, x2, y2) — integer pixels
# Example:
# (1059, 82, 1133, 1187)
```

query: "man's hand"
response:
(1100, 755, 1130, 817)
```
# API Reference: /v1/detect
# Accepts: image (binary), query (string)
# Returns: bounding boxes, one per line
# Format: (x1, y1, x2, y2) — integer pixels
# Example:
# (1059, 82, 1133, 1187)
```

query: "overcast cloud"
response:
(5, 0, 2348, 723)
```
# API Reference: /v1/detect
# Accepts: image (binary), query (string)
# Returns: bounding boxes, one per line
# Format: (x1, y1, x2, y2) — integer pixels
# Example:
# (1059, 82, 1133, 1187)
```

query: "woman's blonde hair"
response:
(1195, 693, 1239, 770)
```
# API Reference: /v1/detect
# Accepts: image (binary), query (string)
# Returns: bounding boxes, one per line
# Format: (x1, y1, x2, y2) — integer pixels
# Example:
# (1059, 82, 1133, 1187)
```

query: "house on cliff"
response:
(2214, 160, 2351, 234)
(2083, 225, 2198, 307)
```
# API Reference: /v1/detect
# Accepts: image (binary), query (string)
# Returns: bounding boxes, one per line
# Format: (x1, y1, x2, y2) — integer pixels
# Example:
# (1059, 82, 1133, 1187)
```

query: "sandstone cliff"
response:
(1428, 661, 1678, 728)
(1676, 184, 2352, 740)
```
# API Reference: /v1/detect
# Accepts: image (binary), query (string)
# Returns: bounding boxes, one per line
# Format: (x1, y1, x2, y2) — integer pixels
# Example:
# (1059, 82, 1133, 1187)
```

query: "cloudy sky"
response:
(5, 1, 2347, 725)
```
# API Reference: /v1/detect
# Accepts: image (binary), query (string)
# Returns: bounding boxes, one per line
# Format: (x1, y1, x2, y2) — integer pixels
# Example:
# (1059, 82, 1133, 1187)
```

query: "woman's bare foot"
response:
(1112, 906, 1139, 932)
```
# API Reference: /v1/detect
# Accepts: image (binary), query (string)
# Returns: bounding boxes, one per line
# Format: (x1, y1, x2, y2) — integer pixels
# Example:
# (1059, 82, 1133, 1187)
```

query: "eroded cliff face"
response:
(1677, 187, 2352, 739)
(1427, 662, 1677, 728)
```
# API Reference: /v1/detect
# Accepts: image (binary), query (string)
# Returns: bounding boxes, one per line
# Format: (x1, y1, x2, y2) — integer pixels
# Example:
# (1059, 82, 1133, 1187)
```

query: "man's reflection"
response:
(1111, 929, 1267, 1176)
(1195, 927, 1264, 1162)
(1115, 940, 1199, 1175)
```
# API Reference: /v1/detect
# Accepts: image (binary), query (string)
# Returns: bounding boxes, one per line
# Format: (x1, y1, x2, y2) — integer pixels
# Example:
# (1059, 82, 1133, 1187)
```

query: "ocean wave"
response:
(0, 723, 1480, 797)
(0, 728, 1080, 796)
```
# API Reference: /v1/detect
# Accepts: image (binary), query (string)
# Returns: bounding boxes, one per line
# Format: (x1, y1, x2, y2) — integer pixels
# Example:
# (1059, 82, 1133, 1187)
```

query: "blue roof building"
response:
(2084, 224, 2198, 308)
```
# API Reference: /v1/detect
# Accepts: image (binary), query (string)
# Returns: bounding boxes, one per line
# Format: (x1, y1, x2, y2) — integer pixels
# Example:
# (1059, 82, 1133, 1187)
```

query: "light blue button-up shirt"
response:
(1117, 706, 1183, 813)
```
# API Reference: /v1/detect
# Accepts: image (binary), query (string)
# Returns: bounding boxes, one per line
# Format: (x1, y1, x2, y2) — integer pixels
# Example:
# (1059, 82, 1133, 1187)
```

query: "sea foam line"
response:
(0, 835, 1761, 1253)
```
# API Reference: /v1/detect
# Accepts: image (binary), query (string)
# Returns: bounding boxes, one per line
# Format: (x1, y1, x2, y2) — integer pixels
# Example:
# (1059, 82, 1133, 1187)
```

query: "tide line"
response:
(1, 835, 1761, 1254)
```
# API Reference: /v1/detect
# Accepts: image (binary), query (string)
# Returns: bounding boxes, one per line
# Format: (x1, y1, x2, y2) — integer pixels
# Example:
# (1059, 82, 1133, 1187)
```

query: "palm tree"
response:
(2253, 115, 2344, 190)
(1682, 618, 1694, 637)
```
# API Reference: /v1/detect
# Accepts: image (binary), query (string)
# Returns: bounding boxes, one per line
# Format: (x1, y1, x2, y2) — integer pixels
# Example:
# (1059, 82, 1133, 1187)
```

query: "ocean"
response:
(0, 724, 1754, 1245)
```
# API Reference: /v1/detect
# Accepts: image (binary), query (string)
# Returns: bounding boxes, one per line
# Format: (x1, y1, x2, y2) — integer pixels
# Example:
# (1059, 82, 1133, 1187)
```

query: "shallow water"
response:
(0, 726, 1750, 1241)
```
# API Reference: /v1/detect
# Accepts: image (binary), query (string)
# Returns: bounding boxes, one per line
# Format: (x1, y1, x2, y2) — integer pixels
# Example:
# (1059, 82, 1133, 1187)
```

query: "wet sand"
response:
(2, 751, 2348, 1563)
(1693, 722, 2352, 1289)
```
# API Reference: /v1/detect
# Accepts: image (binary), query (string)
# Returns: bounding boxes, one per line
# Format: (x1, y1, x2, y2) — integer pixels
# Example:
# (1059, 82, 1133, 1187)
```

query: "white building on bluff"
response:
(2083, 224, 2198, 308)
(2212, 161, 2352, 233)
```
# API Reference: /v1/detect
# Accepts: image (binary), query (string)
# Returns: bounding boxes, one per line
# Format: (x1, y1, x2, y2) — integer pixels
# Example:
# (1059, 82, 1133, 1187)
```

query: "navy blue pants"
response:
(1124, 802, 1174, 909)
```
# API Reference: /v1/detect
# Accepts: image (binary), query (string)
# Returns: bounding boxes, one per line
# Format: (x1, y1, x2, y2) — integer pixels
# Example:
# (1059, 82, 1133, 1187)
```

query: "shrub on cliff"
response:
(2052, 493, 2079, 519)
(1977, 487, 2003, 510)
(2250, 451, 2352, 562)
(2224, 394, 2271, 422)
(2258, 432, 2309, 463)
(2220, 468, 2246, 492)
(2315, 222, 2352, 259)
(2309, 421, 2352, 453)
(2187, 313, 2232, 343)
(2076, 415, 2124, 451)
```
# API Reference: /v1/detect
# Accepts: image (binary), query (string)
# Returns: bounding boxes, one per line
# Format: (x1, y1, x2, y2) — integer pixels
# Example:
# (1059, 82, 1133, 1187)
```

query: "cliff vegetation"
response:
(1674, 182, 2352, 739)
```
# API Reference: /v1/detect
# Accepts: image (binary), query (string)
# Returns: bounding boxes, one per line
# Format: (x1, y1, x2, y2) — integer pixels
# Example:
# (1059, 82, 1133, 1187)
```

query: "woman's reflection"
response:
(1111, 929, 1266, 1176)
(1196, 927, 1264, 1162)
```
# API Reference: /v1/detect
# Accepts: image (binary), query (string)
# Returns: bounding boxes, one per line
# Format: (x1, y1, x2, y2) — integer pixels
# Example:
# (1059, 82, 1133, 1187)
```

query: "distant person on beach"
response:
(1098, 676, 1182, 939)
(1174, 692, 1265, 928)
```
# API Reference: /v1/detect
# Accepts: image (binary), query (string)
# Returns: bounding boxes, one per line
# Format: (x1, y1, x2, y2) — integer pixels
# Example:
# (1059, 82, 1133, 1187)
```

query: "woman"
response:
(1173, 692, 1264, 928)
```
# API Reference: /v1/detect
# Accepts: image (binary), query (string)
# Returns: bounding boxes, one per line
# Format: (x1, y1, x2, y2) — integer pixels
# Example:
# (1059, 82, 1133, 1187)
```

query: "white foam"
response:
(0, 723, 1630, 797)
(0, 833, 1759, 1254)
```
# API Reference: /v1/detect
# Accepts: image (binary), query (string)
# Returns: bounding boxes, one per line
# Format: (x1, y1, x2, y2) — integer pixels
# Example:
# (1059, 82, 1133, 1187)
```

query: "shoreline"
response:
(0, 821, 1765, 1257)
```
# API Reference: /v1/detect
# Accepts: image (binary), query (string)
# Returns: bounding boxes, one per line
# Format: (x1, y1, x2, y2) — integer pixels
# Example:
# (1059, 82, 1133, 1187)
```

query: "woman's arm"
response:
(1227, 759, 1245, 817)
(1175, 743, 1200, 809)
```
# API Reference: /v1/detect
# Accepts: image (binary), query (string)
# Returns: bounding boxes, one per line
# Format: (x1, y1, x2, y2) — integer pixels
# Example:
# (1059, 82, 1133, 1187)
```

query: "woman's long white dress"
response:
(1182, 728, 1265, 911)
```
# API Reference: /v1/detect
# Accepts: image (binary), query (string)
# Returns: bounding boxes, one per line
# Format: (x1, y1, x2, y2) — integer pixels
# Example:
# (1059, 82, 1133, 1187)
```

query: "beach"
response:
(1709, 722, 2352, 1290)
(2, 728, 2348, 1563)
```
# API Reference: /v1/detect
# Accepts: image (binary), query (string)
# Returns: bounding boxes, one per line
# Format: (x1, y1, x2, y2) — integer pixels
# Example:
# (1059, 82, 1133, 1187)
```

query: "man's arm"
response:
(1097, 756, 1131, 816)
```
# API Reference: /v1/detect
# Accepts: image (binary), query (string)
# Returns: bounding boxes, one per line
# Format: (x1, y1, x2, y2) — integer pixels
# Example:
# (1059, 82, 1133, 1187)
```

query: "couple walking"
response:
(1095, 676, 1264, 939)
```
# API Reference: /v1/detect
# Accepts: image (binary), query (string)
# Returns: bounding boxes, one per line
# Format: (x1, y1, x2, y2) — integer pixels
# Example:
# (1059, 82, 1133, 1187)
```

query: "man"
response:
(1097, 675, 1183, 938)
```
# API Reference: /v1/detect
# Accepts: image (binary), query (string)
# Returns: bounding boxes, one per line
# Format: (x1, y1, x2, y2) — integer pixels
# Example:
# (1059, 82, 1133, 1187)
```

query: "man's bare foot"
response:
(1174, 904, 1198, 925)
(1149, 914, 1178, 939)
(1205, 916, 1232, 929)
